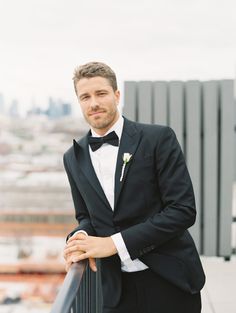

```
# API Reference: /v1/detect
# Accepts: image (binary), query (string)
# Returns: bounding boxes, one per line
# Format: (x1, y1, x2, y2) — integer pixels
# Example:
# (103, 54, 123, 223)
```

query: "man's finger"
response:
(64, 246, 78, 260)
(64, 245, 85, 256)
(63, 250, 70, 260)
(65, 260, 72, 272)
(67, 233, 86, 243)
(89, 258, 97, 272)
(66, 240, 87, 251)
(71, 252, 89, 263)
(63, 246, 73, 259)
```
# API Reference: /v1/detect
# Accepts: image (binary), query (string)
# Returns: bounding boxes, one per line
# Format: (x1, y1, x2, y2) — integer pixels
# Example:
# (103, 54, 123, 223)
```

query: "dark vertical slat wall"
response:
(185, 81, 202, 252)
(123, 82, 137, 121)
(123, 79, 234, 257)
(219, 80, 234, 256)
(72, 265, 103, 313)
(137, 81, 153, 123)
(95, 262, 103, 313)
(153, 82, 168, 125)
(169, 81, 184, 150)
(202, 81, 219, 256)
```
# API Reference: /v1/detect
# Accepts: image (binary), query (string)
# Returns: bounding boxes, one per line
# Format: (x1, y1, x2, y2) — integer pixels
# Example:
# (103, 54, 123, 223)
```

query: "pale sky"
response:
(0, 0, 236, 114)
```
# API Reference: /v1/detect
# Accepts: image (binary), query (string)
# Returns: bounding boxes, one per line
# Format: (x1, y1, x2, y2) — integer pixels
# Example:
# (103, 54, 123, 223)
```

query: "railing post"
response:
(50, 260, 87, 313)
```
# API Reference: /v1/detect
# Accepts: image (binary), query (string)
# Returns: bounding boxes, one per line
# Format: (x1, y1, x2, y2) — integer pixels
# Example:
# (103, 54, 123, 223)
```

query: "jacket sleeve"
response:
(63, 154, 96, 240)
(121, 126, 196, 260)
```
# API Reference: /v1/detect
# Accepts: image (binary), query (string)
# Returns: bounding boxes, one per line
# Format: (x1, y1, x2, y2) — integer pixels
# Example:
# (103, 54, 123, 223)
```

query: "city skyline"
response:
(0, 93, 73, 118)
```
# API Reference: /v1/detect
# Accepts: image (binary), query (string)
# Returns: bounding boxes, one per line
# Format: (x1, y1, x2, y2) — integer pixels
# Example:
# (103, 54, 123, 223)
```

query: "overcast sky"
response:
(0, 0, 236, 113)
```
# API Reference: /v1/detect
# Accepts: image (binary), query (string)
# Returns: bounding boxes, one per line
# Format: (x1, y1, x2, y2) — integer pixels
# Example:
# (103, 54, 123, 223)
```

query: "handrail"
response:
(50, 260, 87, 313)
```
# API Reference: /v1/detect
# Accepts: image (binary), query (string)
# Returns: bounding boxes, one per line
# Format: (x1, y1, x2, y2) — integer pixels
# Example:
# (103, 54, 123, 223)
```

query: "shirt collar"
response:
(90, 114, 124, 140)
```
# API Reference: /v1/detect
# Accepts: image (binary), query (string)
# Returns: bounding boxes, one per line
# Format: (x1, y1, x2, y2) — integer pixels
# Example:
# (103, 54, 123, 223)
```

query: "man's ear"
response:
(115, 90, 120, 105)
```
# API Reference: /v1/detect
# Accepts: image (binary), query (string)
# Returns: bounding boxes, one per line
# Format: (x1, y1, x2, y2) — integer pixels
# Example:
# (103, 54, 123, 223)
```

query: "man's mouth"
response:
(89, 111, 106, 116)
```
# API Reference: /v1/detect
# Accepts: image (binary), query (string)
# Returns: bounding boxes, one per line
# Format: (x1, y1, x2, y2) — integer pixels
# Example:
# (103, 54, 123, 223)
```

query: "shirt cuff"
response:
(111, 232, 132, 262)
(72, 230, 88, 237)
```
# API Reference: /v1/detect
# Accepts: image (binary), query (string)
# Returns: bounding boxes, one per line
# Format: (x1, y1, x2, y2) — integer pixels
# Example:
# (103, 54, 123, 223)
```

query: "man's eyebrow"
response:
(79, 92, 89, 99)
(95, 89, 109, 93)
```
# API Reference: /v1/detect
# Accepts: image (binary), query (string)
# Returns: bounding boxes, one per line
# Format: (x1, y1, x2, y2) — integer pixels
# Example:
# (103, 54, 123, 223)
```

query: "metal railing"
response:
(50, 259, 103, 313)
(50, 260, 87, 313)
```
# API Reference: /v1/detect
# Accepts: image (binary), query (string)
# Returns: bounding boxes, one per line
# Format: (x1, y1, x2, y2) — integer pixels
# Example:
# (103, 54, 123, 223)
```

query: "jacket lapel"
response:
(114, 119, 142, 208)
(73, 135, 112, 211)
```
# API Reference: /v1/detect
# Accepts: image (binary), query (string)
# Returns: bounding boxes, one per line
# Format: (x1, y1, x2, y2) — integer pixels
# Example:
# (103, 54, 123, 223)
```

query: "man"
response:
(63, 61, 205, 313)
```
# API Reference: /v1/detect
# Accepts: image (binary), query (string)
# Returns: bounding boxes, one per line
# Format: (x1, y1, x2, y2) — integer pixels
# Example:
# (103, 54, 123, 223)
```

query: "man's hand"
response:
(64, 233, 117, 269)
(63, 233, 96, 272)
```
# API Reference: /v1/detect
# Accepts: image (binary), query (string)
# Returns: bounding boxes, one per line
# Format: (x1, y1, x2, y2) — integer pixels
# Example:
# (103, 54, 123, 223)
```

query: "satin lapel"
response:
(73, 135, 111, 211)
(114, 119, 142, 208)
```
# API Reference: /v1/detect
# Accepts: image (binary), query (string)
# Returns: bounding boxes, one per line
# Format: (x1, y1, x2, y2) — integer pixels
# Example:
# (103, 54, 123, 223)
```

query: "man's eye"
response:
(98, 92, 107, 96)
(81, 96, 89, 101)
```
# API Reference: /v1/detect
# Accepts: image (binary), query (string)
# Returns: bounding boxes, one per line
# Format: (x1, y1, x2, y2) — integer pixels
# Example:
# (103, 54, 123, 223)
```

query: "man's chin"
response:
(90, 121, 108, 130)
(86, 115, 107, 127)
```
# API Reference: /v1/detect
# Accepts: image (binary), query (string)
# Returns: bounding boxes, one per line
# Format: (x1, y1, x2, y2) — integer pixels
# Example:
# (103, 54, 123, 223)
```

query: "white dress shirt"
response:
(87, 115, 148, 272)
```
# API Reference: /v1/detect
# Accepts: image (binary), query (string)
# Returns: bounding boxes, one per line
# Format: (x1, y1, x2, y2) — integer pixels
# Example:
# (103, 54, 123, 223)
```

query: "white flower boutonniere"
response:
(120, 153, 132, 182)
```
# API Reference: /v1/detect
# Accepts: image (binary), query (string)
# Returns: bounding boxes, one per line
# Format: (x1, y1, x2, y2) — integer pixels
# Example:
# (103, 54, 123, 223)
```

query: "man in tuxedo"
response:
(63, 61, 205, 313)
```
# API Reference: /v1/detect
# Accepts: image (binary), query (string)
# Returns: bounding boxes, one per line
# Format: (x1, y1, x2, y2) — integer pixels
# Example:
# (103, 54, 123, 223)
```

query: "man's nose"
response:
(90, 97, 99, 109)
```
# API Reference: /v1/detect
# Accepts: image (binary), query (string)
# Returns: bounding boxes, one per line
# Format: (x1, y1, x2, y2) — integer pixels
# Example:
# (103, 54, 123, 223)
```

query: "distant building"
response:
(26, 97, 72, 119)
(47, 97, 60, 119)
(9, 99, 19, 117)
(61, 102, 72, 116)
(44, 98, 72, 119)
(27, 106, 44, 116)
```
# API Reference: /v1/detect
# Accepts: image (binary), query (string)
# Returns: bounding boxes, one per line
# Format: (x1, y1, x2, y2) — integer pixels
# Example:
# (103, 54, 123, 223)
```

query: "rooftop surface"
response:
(201, 256, 236, 313)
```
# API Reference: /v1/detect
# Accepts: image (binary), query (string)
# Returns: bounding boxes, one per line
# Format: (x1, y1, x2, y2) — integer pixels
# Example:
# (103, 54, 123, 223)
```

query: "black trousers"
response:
(103, 269, 201, 313)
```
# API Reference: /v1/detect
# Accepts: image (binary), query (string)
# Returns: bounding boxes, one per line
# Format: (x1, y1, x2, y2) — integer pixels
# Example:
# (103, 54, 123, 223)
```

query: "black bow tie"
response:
(88, 131, 119, 151)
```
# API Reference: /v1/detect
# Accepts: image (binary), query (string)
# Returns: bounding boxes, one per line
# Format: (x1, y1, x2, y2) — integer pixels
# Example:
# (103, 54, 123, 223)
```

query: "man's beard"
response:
(85, 109, 117, 130)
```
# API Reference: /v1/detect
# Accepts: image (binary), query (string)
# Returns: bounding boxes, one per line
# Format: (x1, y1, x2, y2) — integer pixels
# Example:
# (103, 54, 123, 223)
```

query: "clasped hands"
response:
(63, 233, 117, 272)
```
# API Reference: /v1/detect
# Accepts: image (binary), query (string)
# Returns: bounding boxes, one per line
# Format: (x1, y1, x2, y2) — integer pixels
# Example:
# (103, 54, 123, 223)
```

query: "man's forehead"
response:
(76, 77, 112, 94)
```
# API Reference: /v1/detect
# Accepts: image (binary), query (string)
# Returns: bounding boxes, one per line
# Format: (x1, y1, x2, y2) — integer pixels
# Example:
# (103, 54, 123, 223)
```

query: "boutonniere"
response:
(120, 153, 132, 182)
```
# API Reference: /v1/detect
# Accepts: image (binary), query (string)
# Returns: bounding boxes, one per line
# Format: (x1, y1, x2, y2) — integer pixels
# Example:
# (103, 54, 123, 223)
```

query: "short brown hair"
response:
(73, 61, 118, 94)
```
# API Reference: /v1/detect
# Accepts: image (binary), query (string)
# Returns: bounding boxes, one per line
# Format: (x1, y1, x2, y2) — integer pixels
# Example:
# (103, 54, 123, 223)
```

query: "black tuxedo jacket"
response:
(63, 118, 205, 308)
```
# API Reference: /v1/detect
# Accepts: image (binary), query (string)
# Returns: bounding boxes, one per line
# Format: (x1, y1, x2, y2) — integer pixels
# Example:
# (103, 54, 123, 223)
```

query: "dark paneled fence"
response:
(123, 80, 235, 258)
(51, 80, 235, 313)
